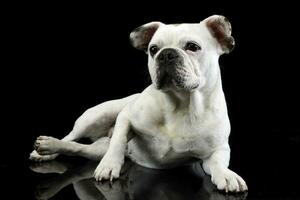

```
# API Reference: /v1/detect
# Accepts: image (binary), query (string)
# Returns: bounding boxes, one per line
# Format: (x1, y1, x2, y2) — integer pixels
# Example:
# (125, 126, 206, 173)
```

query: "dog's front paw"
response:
(212, 168, 248, 193)
(94, 153, 124, 182)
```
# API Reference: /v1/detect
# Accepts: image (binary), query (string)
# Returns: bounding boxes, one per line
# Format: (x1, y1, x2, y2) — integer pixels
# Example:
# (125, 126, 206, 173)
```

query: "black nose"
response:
(157, 48, 179, 66)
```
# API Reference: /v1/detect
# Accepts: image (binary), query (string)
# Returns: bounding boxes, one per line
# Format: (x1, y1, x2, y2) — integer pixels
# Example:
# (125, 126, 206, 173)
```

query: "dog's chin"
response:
(172, 79, 199, 91)
(155, 75, 199, 91)
(172, 78, 189, 90)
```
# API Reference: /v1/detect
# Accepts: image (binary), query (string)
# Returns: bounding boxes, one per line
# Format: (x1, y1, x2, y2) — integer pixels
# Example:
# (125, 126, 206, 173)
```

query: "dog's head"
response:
(130, 15, 234, 91)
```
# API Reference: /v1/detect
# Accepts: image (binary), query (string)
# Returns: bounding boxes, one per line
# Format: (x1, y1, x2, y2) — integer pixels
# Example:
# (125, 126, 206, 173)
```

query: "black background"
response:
(1, 1, 300, 199)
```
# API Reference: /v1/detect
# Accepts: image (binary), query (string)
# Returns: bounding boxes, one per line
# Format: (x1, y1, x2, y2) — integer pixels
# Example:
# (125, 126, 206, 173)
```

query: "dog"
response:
(30, 15, 248, 193)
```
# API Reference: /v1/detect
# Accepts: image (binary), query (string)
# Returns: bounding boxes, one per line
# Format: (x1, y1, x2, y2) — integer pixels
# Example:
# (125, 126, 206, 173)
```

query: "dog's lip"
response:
(156, 73, 169, 89)
(156, 64, 187, 89)
(156, 73, 184, 90)
(171, 77, 185, 89)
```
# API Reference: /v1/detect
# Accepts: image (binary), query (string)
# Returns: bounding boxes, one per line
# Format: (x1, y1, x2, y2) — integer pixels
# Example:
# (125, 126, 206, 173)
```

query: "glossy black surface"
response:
(1, 132, 299, 199)
(30, 160, 248, 200)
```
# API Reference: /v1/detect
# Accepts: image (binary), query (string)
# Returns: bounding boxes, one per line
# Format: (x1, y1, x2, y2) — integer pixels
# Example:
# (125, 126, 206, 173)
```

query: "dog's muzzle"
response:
(156, 48, 183, 89)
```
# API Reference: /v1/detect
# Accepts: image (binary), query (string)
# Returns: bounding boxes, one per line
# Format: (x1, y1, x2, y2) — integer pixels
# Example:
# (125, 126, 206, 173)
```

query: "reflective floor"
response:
(28, 159, 248, 200)
(1, 150, 300, 200)
(1, 134, 299, 199)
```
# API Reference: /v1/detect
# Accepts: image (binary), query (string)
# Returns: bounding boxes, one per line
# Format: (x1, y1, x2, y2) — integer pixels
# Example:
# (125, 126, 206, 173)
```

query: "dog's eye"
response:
(184, 42, 201, 52)
(149, 45, 159, 56)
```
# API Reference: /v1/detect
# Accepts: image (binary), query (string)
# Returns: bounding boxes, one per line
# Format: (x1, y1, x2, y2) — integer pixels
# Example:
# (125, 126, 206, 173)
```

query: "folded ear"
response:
(130, 22, 164, 52)
(203, 15, 235, 54)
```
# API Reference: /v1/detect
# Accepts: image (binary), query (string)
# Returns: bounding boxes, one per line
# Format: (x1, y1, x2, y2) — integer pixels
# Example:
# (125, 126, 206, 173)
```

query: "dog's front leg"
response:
(202, 145, 248, 193)
(94, 111, 130, 182)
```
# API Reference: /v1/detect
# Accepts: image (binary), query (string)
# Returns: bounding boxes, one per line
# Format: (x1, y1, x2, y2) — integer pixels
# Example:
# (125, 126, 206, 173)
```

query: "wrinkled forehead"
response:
(150, 23, 211, 46)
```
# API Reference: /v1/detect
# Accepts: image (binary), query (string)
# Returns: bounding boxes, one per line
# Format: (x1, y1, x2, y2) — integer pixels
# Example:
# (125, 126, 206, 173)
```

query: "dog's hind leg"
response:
(30, 113, 113, 162)
(30, 94, 139, 162)
(34, 136, 111, 161)
(30, 130, 83, 162)
(29, 127, 88, 162)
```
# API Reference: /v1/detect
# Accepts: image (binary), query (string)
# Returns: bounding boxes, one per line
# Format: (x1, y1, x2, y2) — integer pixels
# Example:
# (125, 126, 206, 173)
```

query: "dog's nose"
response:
(157, 48, 179, 66)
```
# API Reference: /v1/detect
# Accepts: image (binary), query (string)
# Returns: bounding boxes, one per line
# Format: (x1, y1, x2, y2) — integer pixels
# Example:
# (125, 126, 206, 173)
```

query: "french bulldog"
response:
(30, 15, 247, 193)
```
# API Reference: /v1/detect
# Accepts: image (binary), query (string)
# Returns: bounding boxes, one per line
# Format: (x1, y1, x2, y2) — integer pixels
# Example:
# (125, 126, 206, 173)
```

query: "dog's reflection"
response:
(30, 160, 247, 200)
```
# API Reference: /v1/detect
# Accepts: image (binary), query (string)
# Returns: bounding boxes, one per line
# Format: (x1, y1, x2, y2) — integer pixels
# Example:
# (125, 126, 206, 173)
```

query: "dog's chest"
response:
(131, 110, 218, 161)
(159, 116, 216, 156)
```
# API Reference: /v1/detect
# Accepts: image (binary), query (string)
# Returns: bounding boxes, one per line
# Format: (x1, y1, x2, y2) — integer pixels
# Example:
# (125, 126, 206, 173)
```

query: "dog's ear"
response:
(203, 15, 235, 54)
(130, 22, 164, 52)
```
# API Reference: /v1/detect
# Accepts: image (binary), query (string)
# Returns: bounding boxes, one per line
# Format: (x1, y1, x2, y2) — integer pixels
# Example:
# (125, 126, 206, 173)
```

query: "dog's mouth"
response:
(156, 68, 186, 90)
(155, 65, 200, 91)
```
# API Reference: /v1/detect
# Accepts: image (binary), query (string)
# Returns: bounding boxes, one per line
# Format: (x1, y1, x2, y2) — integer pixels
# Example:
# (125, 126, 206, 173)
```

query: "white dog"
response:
(30, 15, 248, 193)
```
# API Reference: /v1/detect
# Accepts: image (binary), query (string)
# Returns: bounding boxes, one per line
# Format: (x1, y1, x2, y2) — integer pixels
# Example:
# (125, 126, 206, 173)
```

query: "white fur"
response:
(30, 15, 247, 193)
